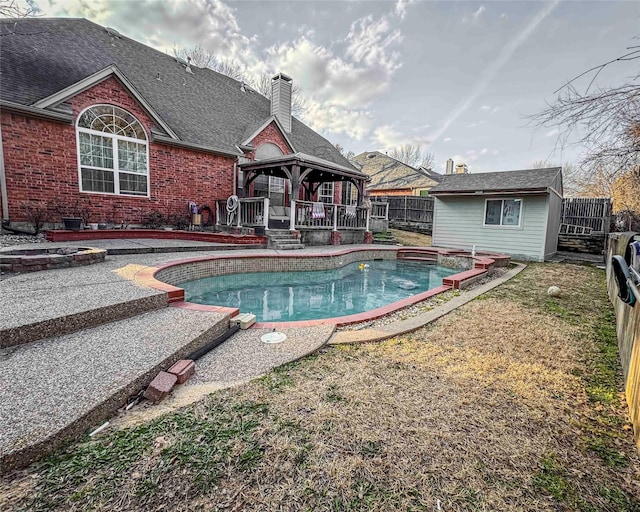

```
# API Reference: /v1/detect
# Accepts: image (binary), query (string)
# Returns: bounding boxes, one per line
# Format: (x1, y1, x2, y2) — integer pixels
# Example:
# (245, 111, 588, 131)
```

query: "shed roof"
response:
(429, 167, 563, 195)
(351, 151, 439, 191)
(0, 17, 354, 169)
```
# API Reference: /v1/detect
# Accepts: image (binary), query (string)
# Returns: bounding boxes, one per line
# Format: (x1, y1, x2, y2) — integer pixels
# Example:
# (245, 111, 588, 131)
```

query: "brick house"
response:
(0, 18, 368, 239)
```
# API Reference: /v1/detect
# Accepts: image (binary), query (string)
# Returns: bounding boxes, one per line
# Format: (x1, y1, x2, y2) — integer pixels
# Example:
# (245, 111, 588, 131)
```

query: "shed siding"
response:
(544, 189, 562, 257)
(432, 195, 549, 261)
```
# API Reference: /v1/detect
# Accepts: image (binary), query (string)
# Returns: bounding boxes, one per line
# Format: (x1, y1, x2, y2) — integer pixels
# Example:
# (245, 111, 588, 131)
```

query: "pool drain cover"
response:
(261, 332, 287, 344)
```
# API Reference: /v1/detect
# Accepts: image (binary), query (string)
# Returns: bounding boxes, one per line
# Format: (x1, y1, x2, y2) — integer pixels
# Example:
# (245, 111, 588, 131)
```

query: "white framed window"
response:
(254, 175, 286, 206)
(484, 198, 522, 227)
(319, 182, 334, 204)
(342, 182, 358, 205)
(76, 105, 149, 196)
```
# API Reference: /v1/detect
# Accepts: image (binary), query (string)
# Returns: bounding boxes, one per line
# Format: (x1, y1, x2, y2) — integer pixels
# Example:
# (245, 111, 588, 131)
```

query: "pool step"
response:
(0, 306, 231, 473)
(397, 248, 439, 262)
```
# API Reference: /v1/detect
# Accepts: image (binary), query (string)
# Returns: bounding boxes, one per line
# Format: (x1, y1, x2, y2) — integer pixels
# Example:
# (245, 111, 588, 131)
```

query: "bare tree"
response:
(0, 0, 36, 17)
(532, 40, 640, 178)
(389, 145, 435, 169)
(334, 143, 355, 161)
(173, 45, 307, 116)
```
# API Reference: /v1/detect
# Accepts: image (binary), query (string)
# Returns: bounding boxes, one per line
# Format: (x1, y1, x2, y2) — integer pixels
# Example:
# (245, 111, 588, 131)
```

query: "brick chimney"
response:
(271, 73, 293, 133)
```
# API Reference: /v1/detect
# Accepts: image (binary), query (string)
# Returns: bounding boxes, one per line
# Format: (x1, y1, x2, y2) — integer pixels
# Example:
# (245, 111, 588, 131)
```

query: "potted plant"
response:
(56, 198, 91, 231)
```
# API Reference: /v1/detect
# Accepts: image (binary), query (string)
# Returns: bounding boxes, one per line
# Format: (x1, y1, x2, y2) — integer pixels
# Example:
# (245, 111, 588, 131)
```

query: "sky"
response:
(13, 0, 640, 174)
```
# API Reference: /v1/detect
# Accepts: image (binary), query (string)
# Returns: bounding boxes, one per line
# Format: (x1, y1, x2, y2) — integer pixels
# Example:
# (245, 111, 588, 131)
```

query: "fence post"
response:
(215, 202, 220, 227)
(333, 204, 338, 231)
(385, 203, 389, 221)
(236, 201, 241, 228)
(404, 195, 407, 222)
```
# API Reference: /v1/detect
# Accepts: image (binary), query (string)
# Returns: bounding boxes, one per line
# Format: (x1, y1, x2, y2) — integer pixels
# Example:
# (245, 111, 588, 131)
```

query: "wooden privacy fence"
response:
(372, 196, 434, 225)
(561, 198, 611, 234)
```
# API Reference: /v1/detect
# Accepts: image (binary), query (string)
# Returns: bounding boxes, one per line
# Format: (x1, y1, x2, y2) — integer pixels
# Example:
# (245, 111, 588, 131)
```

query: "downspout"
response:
(0, 121, 9, 223)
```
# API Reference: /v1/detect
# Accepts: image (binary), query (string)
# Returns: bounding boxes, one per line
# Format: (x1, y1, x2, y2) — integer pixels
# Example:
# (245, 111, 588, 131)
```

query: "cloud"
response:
(394, 0, 416, 20)
(480, 104, 500, 113)
(429, 0, 559, 144)
(443, 137, 452, 143)
(472, 5, 486, 22)
(480, 148, 488, 155)
(261, 12, 404, 138)
(546, 128, 560, 137)
(372, 124, 431, 150)
(304, 100, 372, 140)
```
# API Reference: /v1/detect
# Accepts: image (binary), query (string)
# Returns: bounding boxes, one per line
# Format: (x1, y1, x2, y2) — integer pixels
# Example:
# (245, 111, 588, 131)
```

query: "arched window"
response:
(76, 105, 149, 196)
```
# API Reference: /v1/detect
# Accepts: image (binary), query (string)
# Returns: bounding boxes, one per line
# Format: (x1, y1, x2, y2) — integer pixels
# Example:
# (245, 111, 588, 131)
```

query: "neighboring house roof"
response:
(429, 167, 563, 195)
(418, 166, 444, 183)
(0, 17, 354, 169)
(351, 151, 438, 191)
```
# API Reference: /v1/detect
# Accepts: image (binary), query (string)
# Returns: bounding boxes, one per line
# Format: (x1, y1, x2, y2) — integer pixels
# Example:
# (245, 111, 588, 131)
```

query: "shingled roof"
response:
(0, 17, 354, 169)
(351, 151, 439, 191)
(428, 167, 563, 195)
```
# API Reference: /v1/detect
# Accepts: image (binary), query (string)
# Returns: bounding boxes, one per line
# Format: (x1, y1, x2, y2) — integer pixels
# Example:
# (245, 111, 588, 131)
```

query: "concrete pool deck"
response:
(0, 240, 518, 473)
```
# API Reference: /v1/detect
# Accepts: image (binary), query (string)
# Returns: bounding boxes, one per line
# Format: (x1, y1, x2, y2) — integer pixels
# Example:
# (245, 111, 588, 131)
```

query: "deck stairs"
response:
(396, 248, 439, 263)
(266, 230, 305, 250)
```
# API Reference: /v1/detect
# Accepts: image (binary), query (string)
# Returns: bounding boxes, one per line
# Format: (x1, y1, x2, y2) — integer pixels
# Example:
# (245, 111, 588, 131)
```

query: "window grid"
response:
(484, 198, 522, 227)
(76, 105, 149, 197)
(319, 182, 334, 204)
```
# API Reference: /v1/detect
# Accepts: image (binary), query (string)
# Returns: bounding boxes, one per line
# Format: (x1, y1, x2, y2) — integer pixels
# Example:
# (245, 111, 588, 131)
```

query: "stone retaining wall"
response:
(558, 233, 606, 254)
(0, 247, 106, 273)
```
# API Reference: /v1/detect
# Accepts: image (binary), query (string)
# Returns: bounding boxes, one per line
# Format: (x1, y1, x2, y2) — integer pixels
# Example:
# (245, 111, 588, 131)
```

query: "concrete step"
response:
(275, 244, 305, 250)
(0, 306, 231, 473)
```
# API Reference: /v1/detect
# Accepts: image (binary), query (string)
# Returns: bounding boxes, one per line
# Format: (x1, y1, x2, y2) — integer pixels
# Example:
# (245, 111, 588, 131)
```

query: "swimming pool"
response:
(181, 260, 458, 322)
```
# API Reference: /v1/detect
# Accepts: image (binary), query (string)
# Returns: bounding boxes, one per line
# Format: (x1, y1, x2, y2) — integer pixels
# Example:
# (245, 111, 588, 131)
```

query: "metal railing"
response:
(216, 197, 371, 231)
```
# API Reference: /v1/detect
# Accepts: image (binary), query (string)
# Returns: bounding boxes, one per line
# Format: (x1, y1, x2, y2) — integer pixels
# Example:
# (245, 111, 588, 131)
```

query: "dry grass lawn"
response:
(2, 263, 638, 511)
(389, 228, 432, 247)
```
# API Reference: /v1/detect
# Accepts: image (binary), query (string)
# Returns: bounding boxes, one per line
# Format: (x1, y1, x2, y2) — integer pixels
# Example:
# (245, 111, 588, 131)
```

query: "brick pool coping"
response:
(134, 247, 510, 328)
(0, 246, 107, 273)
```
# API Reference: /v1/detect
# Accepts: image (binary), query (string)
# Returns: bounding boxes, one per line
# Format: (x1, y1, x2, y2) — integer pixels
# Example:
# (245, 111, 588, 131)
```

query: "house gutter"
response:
(151, 133, 241, 158)
(0, 100, 74, 124)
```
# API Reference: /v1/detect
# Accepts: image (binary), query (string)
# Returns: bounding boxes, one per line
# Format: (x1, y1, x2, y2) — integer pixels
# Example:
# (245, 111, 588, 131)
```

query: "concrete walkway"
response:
(0, 307, 228, 473)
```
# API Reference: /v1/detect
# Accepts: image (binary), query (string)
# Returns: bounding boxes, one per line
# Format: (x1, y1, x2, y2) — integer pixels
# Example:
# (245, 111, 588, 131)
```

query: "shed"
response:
(429, 167, 563, 261)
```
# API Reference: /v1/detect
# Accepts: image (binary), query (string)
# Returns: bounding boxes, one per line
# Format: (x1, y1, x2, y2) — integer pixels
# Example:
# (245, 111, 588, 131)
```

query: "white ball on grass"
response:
(547, 286, 561, 297)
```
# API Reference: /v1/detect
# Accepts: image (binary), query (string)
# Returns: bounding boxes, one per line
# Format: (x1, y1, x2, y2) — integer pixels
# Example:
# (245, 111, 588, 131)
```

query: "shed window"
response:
(484, 198, 522, 227)
(76, 105, 149, 196)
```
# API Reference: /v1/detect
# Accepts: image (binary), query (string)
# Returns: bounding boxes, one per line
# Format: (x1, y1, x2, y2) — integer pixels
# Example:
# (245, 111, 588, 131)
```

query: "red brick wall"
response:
(1, 76, 234, 224)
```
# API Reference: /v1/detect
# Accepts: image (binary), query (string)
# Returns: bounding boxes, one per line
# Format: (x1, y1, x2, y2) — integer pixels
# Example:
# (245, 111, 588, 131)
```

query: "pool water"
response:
(182, 260, 458, 323)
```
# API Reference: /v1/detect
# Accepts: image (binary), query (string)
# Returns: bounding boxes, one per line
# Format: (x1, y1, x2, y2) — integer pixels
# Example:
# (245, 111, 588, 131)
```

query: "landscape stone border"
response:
(0, 247, 107, 273)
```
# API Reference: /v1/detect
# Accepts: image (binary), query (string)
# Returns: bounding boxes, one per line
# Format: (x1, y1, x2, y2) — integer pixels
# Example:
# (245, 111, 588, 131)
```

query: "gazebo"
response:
(216, 152, 387, 245)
